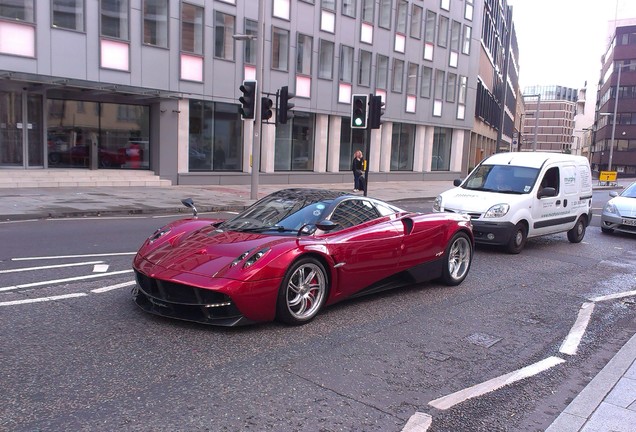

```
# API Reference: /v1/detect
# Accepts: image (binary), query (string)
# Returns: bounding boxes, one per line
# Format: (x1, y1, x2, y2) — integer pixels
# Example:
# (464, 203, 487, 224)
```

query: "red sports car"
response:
(132, 189, 473, 326)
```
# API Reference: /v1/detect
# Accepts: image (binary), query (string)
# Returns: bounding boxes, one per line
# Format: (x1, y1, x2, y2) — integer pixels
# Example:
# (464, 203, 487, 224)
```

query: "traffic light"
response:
(278, 86, 295, 124)
(368, 95, 385, 129)
(239, 80, 257, 120)
(351, 94, 368, 129)
(261, 97, 273, 121)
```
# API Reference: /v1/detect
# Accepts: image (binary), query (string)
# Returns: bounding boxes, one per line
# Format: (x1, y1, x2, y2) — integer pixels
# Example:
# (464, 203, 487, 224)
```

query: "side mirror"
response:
(609, 191, 618, 198)
(453, 178, 463, 187)
(538, 187, 557, 198)
(181, 198, 198, 216)
(315, 220, 339, 232)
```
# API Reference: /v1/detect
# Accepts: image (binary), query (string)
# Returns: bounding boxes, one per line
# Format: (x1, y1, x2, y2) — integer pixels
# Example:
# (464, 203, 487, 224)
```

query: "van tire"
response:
(567, 216, 586, 243)
(506, 223, 527, 254)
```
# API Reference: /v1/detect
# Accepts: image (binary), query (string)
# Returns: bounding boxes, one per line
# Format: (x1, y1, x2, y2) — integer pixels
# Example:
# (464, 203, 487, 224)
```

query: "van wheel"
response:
(567, 216, 586, 243)
(506, 223, 527, 254)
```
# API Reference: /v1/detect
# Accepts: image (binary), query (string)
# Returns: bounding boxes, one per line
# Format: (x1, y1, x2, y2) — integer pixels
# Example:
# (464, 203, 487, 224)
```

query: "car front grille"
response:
(445, 209, 482, 219)
(133, 270, 245, 325)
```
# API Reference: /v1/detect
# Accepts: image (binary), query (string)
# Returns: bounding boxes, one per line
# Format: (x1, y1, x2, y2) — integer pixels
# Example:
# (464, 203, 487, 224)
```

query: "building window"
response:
(244, 19, 257, 65)
(432, 127, 452, 171)
(410, 4, 422, 39)
(407, 63, 418, 95)
(376, 54, 389, 90)
(421, 66, 432, 98)
(52, 0, 84, 31)
(392, 59, 404, 93)
(451, 20, 461, 52)
(396, 0, 407, 34)
(391, 123, 415, 171)
(318, 39, 334, 79)
(462, 25, 472, 54)
(379, 0, 391, 29)
(101, 0, 129, 40)
(322, 0, 335, 11)
(446, 72, 457, 102)
(189, 101, 242, 172)
(0, 0, 34, 21)
(342, 0, 356, 18)
(143, 0, 168, 47)
(275, 112, 315, 171)
(358, 49, 372, 86)
(272, 27, 290, 70)
(437, 15, 449, 48)
(424, 10, 436, 44)
(339, 120, 365, 171)
(458, 75, 467, 103)
(297, 33, 313, 75)
(361, 0, 373, 22)
(214, 11, 235, 60)
(340, 44, 354, 83)
(273, 0, 290, 20)
(181, 3, 203, 54)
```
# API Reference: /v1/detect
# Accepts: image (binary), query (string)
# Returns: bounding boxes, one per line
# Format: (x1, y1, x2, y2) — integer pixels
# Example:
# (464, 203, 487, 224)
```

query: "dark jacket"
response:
(351, 157, 363, 175)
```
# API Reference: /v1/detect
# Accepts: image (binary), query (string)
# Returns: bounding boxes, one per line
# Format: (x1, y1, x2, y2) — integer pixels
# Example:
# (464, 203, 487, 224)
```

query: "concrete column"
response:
(413, 124, 426, 172)
(369, 128, 382, 172)
(422, 125, 435, 173)
(242, 120, 254, 173)
(314, 114, 329, 173)
(177, 99, 190, 174)
(327, 116, 341, 172)
(379, 122, 393, 172)
(450, 129, 465, 172)
(260, 122, 276, 173)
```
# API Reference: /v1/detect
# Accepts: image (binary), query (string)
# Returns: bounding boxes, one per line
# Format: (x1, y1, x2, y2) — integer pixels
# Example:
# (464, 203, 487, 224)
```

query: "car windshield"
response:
(620, 182, 636, 198)
(219, 193, 335, 233)
(461, 164, 539, 194)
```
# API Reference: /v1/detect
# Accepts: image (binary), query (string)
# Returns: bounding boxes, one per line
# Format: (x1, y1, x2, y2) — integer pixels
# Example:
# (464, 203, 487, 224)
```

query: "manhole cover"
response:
(425, 351, 450, 362)
(465, 332, 502, 348)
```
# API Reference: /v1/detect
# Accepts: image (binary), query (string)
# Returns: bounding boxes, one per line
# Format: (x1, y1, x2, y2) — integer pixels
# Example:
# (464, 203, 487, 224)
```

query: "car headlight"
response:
(433, 196, 442, 212)
(603, 202, 617, 214)
(243, 247, 270, 269)
(483, 203, 510, 218)
(230, 249, 252, 268)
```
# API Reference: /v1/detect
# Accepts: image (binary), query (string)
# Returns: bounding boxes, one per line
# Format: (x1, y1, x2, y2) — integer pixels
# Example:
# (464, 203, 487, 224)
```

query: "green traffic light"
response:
(354, 118, 362, 126)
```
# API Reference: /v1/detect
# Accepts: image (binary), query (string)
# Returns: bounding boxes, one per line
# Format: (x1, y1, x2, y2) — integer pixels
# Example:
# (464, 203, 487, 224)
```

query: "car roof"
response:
(482, 152, 589, 169)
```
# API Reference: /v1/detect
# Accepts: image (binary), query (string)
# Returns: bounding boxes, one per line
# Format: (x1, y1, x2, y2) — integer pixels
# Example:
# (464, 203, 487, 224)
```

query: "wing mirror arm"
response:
(181, 198, 198, 217)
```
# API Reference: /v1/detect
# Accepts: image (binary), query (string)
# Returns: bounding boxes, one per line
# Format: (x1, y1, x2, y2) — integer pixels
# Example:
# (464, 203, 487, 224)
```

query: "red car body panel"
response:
(132, 190, 473, 325)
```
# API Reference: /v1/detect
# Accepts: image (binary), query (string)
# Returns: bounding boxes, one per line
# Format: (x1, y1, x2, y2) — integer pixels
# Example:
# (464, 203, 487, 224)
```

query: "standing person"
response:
(351, 150, 364, 192)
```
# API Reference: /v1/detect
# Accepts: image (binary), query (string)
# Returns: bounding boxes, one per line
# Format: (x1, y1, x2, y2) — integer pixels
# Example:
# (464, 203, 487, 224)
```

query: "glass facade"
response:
(275, 112, 315, 171)
(432, 127, 452, 171)
(390, 123, 415, 171)
(339, 118, 365, 171)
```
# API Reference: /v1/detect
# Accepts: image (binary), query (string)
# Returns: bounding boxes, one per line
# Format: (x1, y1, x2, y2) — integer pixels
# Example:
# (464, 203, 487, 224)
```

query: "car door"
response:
(324, 198, 403, 299)
(531, 164, 578, 235)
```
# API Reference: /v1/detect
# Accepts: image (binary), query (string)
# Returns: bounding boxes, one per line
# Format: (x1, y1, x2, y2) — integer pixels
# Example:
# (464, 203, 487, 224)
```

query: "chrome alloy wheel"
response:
(447, 236, 471, 282)
(286, 262, 327, 320)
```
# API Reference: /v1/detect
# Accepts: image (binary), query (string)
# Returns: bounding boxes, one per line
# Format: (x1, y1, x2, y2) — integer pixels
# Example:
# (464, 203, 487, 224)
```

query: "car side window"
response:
(538, 167, 560, 197)
(330, 199, 380, 229)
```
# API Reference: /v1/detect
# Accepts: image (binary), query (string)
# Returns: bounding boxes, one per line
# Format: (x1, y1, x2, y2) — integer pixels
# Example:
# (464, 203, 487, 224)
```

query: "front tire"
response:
(601, 226, 614, 234)
(276, 257, 328, 325)
(439, 232, 473, 286)
(567, 216, 587, 243)
(506, 222, 527, 254)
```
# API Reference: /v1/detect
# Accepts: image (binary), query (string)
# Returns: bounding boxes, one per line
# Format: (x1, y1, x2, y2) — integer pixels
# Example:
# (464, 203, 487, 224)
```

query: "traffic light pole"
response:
(250, 0, 264, 201)
(363, 129, 371, 197)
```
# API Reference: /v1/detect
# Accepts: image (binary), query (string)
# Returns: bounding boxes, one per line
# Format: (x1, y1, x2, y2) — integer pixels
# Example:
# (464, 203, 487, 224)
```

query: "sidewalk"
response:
(0, 178, 634, 430)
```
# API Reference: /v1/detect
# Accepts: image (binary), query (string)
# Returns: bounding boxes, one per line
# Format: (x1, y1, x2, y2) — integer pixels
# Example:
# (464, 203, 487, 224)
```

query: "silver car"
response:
(601, 181, 636, 235)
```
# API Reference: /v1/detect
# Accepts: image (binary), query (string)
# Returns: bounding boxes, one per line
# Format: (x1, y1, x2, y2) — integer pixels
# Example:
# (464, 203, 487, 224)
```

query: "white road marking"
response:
(93, 264, 110, 273)
(12, 252, 136, 261)
(0, 293, 87, 307)
(402, 412, 432, 432)
(0, 269, 134, 292)
(559, 302, 595, 356)
(428, 356, 565, 410)
(589, 290, 636, 302)
(0, 260, 104, 274)
(91, 281, 135, 293)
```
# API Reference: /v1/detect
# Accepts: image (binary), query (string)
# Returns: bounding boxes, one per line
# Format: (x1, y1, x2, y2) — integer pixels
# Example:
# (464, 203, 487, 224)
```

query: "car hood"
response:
(442, 189, 523, 213)
(137, 225, 296, 278)
(612, 196, 636, 218)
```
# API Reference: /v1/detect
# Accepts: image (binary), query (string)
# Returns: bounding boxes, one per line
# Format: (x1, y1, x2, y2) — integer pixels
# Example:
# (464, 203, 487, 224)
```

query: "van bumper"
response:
(471, 220, 517, 246)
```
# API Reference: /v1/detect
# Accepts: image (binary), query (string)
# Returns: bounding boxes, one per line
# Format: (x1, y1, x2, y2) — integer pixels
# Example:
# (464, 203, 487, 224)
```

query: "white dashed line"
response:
(428, 356, 565, 410)
(91, 281, 136, 293)
(12, 252, 136, 261)
(92, 264, 110, 273)
(589, 289, 636, 303)
(0, 261, 104, 274)
(559, 302, 595, 356)
(402, 412, 432, 431)
(0, 269, 134, 292)
(0, 293, 87, 307)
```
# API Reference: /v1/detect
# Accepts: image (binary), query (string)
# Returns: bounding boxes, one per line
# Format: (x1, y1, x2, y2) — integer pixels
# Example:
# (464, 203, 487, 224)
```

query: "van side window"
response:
(539, 167, 560, 196)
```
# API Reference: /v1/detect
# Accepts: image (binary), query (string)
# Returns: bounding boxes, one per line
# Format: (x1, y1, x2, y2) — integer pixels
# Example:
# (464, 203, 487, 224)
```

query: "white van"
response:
(433, 152, 593, 253)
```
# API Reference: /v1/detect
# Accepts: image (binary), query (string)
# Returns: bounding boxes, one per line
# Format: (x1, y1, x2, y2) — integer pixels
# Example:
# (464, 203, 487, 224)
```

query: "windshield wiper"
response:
(239, 225, 297, 233)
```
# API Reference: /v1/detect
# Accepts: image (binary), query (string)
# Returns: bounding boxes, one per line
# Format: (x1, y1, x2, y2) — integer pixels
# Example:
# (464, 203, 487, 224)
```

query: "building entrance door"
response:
(0, 91, 43, 168)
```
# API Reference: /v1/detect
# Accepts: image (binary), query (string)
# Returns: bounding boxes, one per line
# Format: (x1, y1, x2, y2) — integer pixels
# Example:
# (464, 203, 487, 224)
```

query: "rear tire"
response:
(276, 257, 328, 325)
(506, 222, 527, 254)
(567, 216, 587, 243)
(439, 232, 473, 286)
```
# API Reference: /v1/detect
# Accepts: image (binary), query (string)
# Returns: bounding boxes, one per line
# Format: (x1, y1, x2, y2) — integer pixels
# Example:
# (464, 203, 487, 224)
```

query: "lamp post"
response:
(233, 1, 264, 200)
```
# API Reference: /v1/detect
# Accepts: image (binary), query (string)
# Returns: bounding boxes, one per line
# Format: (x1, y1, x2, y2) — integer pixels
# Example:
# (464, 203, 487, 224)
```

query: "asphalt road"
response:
(1, 199, 635, 431)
